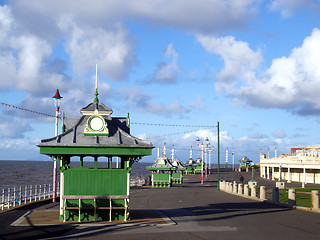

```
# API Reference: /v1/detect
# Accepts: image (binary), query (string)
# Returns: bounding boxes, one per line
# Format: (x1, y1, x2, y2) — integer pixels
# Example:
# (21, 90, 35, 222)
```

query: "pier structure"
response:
(146, 144, 175, 187)
(184, 147, 196, 175)
(194, 157, 204, 174)
(238, 156, 252, 172)
(38, 82, 153, 222)
(260, 145, 320, 184)
(170, 146, 186, 184)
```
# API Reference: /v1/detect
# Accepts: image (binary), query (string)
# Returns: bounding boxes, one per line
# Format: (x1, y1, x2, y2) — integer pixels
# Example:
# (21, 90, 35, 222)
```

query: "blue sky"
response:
(0, 0, 320, 164)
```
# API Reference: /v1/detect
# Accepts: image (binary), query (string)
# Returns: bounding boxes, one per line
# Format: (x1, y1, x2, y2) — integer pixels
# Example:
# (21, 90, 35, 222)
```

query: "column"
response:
(267, 166, 270, 179)
(287, 167, 291, 183)
(304, 168, 306, 184)
(272, 167, 275, 180)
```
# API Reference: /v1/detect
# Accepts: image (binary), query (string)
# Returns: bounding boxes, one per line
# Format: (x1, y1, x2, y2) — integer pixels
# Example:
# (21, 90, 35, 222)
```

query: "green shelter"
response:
(184, 147, 196, 175)
(194, 157, 203, 174)
(38, 95, 153, 222)
(238, 156, 252, 172)
(146, 145, 175, 187)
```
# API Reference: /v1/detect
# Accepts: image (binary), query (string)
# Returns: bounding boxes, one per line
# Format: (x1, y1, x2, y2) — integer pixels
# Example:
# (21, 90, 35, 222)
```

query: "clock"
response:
(89, 116, 104, 131)
(84, 113, 109, 135)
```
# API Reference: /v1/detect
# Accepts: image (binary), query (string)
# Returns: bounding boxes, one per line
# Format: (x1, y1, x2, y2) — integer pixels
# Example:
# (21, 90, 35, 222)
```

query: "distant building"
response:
(260, 146, 320, 184)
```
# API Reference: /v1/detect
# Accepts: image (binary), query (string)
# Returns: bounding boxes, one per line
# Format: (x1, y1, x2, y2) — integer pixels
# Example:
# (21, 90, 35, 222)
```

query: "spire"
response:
(94, 64, 99, 103)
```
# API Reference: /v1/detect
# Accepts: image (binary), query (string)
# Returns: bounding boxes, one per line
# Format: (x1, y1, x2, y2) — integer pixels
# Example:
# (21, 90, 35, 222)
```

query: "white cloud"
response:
(0, 118, 32, 138)
(120, 86, 203, 117)
(197, 35, 262, 93)
(269, 0, 318, 18)
(272, 129, 287, 139)
(200, 28, 320, 116)
(152, 43, 181, 84)
(11, 0, 257, 35)
(58, 18, 136, 81)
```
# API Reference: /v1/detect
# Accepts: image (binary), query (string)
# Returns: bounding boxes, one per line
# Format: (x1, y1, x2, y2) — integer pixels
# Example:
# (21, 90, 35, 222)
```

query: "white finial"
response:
(95, 64, 98, 90)
(171, 145, 175, 160)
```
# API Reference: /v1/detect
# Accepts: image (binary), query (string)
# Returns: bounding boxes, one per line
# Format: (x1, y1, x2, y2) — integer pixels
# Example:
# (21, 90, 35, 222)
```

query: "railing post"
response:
(244, 184, 249, 196)
(24, 186, 27, 204)
(7, 188, 10, 209)
(44, 184, 46, 199)
(238, 183, 243, 194)
(39, 185, 42, 201)
(48, 184, 51, 198)
(288, 189, 296, 206)
(19, 186, 22, 205)
(13, 187, 16, 207)
(1, 189, 4, 210)
(251, 185, 256, 198)
(233, 182, 238, 194)
(272, 187, 279, 203)
(260, 186, 266, 200)
(311, 190, 319, 210)
(29, 185, 32, 203)
(35, 185, 38, 202)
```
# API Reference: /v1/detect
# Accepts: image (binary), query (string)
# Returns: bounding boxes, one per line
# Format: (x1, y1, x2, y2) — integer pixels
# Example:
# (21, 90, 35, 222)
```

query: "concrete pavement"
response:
(1, 169, 320, 240)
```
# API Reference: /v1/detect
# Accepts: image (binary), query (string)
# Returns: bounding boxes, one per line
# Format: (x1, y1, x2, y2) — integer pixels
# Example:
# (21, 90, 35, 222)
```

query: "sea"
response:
(0, 160, 152, 190)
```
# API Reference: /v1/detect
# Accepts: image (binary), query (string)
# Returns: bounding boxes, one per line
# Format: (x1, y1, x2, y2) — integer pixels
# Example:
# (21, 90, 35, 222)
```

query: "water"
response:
(0, 160, 152, 190)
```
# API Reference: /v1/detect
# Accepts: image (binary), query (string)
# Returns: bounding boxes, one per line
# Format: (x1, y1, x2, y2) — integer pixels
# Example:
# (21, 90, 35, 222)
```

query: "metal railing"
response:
(1, 183, 60, 211)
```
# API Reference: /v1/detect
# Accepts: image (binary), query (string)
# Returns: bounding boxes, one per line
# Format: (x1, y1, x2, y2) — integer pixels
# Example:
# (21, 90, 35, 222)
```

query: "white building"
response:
(260, 146, 320, 184)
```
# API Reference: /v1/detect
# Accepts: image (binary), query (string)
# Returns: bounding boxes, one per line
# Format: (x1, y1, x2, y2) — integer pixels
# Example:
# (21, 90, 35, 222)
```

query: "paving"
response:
(1, 169, 320, 240)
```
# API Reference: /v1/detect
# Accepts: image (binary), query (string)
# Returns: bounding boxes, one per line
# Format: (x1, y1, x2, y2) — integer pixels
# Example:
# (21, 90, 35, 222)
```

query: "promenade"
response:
(1, 169, 320, 240)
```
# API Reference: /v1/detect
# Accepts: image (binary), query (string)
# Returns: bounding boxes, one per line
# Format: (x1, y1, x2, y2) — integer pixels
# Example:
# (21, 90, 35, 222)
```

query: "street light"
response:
(196, 138, 204, 184)
(52, 89, 62, 203)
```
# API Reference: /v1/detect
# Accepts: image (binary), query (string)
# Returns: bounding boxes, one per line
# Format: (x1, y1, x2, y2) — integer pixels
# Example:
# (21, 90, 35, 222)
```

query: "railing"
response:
(0, 183, 60, 211)
(130, 178, 145, 187)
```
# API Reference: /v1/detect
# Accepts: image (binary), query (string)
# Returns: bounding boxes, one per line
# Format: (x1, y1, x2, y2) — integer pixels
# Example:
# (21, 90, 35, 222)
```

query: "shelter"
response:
(38, 91, 153, 222)
(146, 144, 175, 187)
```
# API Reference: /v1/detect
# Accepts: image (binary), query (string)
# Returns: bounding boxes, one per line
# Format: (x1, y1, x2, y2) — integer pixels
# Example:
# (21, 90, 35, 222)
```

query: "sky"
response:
(0, 0, 320, 164)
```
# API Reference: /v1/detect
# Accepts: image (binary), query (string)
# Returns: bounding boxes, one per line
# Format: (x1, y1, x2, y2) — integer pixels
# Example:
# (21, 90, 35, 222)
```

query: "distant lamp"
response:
(53, 89, 63, 112)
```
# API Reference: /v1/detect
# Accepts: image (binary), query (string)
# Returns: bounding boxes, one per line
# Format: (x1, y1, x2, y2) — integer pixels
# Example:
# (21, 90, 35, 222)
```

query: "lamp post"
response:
(208, 145, 213, 175)
(217, 121, 220, 191)
(196, 138, 204, 184)
(52, 89, 62, 202)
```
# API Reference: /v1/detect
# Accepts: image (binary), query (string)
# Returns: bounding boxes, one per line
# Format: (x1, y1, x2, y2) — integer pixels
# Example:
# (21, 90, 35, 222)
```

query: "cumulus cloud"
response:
(197, 35, 262, 93)
(120, 86, 203, 117)
(199, 28, 320, 117)
(0, 118, 32, 138)
(11, 0, 257, 35)
(269, 0, 320, 18)
(150, 43, 181, 84)
(272, 129, 287, 138)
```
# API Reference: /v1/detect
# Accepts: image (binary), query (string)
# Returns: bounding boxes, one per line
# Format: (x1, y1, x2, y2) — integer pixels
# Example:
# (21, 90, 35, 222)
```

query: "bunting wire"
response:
(131, 122, 216, 128)
(0, 102, 57, 118)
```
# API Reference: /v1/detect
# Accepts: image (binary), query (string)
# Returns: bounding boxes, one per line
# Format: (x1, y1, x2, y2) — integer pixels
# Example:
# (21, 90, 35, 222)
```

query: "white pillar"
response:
(311, 190, 319, 210)
(238, 184, 243, 194)
(251, 185, 256, 198)
(288, 167, 291, 183)
(267, 166, 270, 180)
(233, 182, 237, 194)
(304, 168, 306, 184)
(272, 167, 275, 180)
(244, 184, 249, 196)
(288, 189, 296, 206)
(260, 186, 266, 200)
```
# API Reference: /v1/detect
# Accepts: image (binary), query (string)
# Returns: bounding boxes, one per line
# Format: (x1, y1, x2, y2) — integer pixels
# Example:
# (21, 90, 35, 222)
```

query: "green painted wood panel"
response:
(64, 168, 128, 196)
(39, 146, 152, 156)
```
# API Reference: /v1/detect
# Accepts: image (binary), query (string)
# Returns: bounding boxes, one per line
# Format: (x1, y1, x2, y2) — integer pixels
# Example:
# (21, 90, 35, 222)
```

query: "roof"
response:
(38, 102, 153, 156)
(80, 102, 113, 116)
(146, 155, 175, 170)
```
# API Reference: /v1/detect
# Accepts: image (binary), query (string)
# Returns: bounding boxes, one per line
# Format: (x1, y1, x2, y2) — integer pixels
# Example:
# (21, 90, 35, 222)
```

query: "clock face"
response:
(90, 117, 104, 131)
